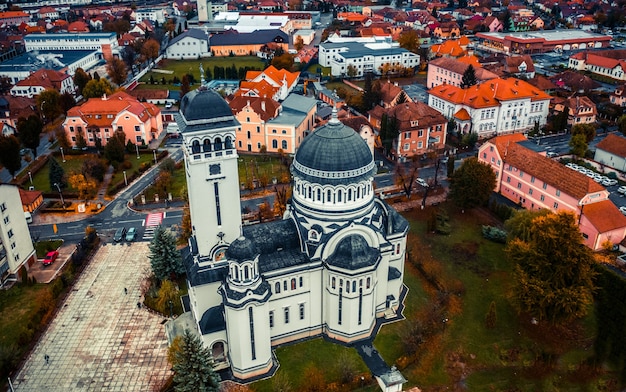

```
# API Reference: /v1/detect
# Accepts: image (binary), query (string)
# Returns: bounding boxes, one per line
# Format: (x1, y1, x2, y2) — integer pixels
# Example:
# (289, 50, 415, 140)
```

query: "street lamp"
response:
(53, 183, 65, 209)
(153, 149, 157, 165)
(136, 143, 140, 160)
(168, 300, 173, 318)
(28, 171, 32, 185)
(60, 147, 66, 163)
(123, 170, 128, 186)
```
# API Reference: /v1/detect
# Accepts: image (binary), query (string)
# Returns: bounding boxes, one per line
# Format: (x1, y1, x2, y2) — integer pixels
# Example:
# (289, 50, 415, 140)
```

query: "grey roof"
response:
(176, 89, 239, 133)
(281, 93, 317, 113)
(226, 236, 259, 262)
(384, 201, 410, 234)
(326, 234, 380, 270)
(168, 28, 208, 46)
(182, 247, 228, 287)
(222, 281, 272, 308)
(292, 112, 375, 185)
(388, 266, 401, 280)
(209, 29, 288, 46)
(199, 304, 226, 334)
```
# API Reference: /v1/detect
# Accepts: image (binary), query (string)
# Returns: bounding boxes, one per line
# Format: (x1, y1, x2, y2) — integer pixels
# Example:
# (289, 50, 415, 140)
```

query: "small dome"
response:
(226, 236, 258, 262)
(179, 88, 234, 122)
(326, 234, 379, 270)
(292, 109, 375, 185)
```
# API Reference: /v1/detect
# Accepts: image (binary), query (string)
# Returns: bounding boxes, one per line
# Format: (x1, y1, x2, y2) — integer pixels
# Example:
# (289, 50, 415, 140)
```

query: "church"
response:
(175, 88, 409, 381)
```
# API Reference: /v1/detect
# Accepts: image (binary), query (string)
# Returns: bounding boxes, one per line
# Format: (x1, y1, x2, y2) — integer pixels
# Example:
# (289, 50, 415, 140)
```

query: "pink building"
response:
(610, 84, 626, 107)
(62, 91, 163, 148)
(479, 134, 626, 249)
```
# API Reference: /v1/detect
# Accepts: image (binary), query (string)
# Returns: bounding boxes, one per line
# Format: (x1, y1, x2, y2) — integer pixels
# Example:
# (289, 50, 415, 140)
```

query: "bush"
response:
(435, 209, 451, 235)
(482, 225, 507, 243)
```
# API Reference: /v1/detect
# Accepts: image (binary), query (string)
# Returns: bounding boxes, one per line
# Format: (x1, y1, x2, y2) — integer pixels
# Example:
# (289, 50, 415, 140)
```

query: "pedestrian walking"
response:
(44, 354, 49, 365)
(124, 287, 127, 295)
(137, 302, 141, 309)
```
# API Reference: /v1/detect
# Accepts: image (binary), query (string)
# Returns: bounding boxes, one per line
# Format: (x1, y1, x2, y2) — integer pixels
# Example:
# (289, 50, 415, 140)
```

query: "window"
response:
(529, 189, 533, 195)
(0, 203, 6, 212)
(299, 303, 305, 320)
(506, 176, 511, 183)
(3, 216, 8, 224)
(282, 140, 287, 150)
(553, 202, 558, 209)
(272, 140, 278, 149)
(366, 277, 371, 289)
(531, 176, 535, 183)
(283, 280, 287, 291)
(299, 276, 303, 287)
(7, 229, 13, 239)
(338, 288, 343, 325)
(214, 183, 221, 226)
(542, 183, 547, 190)
(135, 125, 140, 132)
(291, 278, 296, 290)
(269, 311, 274, 328)
(249, 307, 256, 360)
(556, 190, 560, 197)
(275, 282, 280, 293)
(540, 195, 545, 202)
(358, 288, 363, 325)
(284, 307, 290, 324)
(517, 182, 522, 189)
(332, 277, 336, 289)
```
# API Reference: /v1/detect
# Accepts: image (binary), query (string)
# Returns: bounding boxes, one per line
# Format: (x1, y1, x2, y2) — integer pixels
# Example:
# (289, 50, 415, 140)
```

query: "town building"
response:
(475, 29, 612, 55)
(611, 84, 626, 107)
(236, 65, 300, 102)
(503, 55, 535, 79)
(171, 89, 408, 385)
(10, 69, 76, 98)
(62, 91, 163, 148)
(19, 188, 44, 214)
(134, 8, 167, 24)
(564, 96, 597, 126)
(0, 50, 100, 84)
(427, 77, 551, 139)
(0, 95, 37, 129)
(0, 11, 30, 26)
(165, 29, 210, 60)
(318, 40, 420, 77)
(426, 56, 498, 88)
(368, 101, 448, 160)
(23, 32, 119, 60)
(568, 50, 626, 82)
(0, 185, 36, 284)
(594, 134, 626, 173)
(479, 134, 626, 250)
(209, 29, 288, 57)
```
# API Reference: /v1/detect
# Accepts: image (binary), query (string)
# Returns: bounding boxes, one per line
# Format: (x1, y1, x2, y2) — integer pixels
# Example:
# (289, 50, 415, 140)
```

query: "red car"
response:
(43, 251, 59, 266)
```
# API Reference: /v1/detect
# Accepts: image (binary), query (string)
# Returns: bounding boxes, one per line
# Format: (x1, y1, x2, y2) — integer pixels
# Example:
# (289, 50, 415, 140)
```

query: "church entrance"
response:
(212, 341, 226, 363)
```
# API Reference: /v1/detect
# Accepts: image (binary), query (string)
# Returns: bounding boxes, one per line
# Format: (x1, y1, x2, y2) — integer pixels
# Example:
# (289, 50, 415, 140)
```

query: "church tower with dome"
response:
(177, 90, 409, 382)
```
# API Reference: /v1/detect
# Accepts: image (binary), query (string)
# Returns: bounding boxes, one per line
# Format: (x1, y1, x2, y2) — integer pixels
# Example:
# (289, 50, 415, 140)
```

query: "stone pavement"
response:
(12, 242, 172, 391)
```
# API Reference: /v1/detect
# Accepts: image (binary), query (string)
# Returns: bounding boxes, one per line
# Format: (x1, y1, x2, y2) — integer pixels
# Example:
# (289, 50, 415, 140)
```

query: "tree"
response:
(121, 46, 138, 76)
(141, 38, 160, 65)
(68, 173, 97, 200)
(271, 53, 295, 71)
(294, 36, 304, 51)
(502, 11, 512, 32)
(571, 123, 596, 143)
(505, 211, 597, 324)
(446, 155, 455, 178)
(379, 113, 399, 156)
(619, 114, 626, 136)
(36, 89, 62, 123)
(449, 157, 496, 209)
(362, 73, 381, 111)
(73, 68, 92, 96)
(75, 128, 87, 149)
(346, 64, 358, 78)
(104, 132, 126, 164)
(398, 29, 420, 53)
(394, 155, 420, 200)
(552, 108, 569, 133)
(156, 279, 179, 316)
(569, 133, 588, 159)
(106, 57, 128, 86)
(149, 226, 185, 281)
(460, 65, 478, 89)
(17, 115, 43, 158)
(0, 135, 21, 177)
(505, 209, 552, 243)
(302, 364, 327, 392)
(180, 75, 190, 99)
(81, 157, 107, 182)
(48, 156, 66, 190)
(55, 126, 70, 151)
(59, 92, 76, 114)
(82, 78, 113, 99)
(171, 330, 220, 392)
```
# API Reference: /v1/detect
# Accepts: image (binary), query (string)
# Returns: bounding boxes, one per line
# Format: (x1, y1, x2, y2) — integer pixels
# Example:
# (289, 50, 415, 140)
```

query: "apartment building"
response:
(0, 185, 36, 282)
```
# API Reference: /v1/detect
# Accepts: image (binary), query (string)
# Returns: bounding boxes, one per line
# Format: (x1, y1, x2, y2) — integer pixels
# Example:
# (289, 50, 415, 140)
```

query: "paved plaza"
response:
(12, 242, 172, 391)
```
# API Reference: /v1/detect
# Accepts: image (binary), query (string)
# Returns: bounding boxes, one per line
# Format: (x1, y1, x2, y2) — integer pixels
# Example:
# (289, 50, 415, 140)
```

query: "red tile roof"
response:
(19, 188, 42, 206)
(582, 199, 626, 233)
(595, 134, 626, 158)
(228, 96, 280, 122)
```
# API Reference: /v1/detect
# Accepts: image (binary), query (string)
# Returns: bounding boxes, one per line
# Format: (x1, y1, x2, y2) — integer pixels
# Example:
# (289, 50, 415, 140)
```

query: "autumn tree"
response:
(571, 123, 596, 143)
(59, 92, 76, 114)
(68, 173, 98, 200)
(362, 74, 381, 111)
(395, 155, 420, 200)
(17, 115, 43, 157)
(73, 68, 92, 96)
(180, 75, 190, 99)
(55, 126, 71, 150)
(0, 135, 21, 177)
(271, 53, 295, 71)
(569, 132, 588, 159)
(106, 57, 128, 86)
(171, 330, 220, 392)
(302, 364, 327, 392)
(81, 157, 107, 182)
(346, 64, 358, 78)
(141, 38, 160, 65)
(505, 211, 597, 324)
(294, 36, 304, 51)
(379, 113, 399, 156)
(178, 207, 192, 246)
(36, 89, 62, 123)
(460, 65, 478, 88)
(156, 279, 179, 316)
(398, 29, 420, 52)
(449, 157, 496, 209)
(82, 78, 113, 99)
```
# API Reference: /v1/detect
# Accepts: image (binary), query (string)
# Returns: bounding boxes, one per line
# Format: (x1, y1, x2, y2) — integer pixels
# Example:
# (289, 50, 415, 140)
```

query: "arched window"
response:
(308, 187, 312, 199)
(272, 139, 278, 149)
(316, 188, 321, 201)
(366, 277, 371, 289)
(338, 190, 342, 202)
(281, 140, 287, 150)
(275, 282, 281, 293)
(244, 266, 249, 281)
(332, 277, 336, 289)
(346, 280, 350, 293)
(202, 139, 211, 152)
(299, 276, 303, 287)
(283, 280, 287, 291)
(225, 136, 233, 149)
(352, 281, 356, 292)
(192, 140, 201, 154)
(327, 189, 331, 202)
(291, 278, 296, 290)
(214, 137, 223, 150)
(247, 131, 251, 139)
(234, 267, 239, 281)
(357, 187, 361, 199)
(348, 188, 352, 201)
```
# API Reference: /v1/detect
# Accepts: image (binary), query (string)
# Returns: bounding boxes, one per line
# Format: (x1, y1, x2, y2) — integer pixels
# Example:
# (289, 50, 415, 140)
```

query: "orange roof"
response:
(582, 199, 626, 233)
(458, 35, 470, 45)
(14, 69, 70, 89)
(237, 79, 279, 99)
(228, 96, 280, 121)
(430, 39, 466, 57)
(454, 108, 471, 120)
(586, 53, 626, 71)
(457, 55, 481, 67)
(19, 188, 42, 206)
(429, 78, 551, 109)
(262, 65, 300, 90)
(0, 11, 29, 19)
(66, 91, 159, 128)
(595, 134, 626, 158)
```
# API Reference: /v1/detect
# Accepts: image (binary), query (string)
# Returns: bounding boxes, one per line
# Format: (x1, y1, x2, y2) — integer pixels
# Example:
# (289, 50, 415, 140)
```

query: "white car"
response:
(603, 179, 618, 186)
(618, 186, 626, 194)
(415, 178, 429, 188)
(620, 206, 626, 216)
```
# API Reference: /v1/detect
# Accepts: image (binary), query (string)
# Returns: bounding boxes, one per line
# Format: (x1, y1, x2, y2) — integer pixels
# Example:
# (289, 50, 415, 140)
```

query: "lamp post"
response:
(28, 171, 32, 185)
(153, 149, 157, 165)
(168, 300, 173, 318)
(136, 143, 140, 160)
(53, 183, 65, 209)
(60, 147, 66, 163)
(123, 170, 128, 186)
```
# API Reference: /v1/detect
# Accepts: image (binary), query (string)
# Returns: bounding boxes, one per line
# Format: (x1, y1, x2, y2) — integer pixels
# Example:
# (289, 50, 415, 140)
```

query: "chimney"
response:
(103, 93, 108, 100)
(261, 100, 266, 111)
(247, 99, 250, 107)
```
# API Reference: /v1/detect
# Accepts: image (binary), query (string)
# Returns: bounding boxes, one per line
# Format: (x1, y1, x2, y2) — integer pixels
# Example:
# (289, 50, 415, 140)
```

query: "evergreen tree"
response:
(0, 135, 21, 178)
(48, 156, 66, 190)
(460, 65, 478, 89)
(449, 157, 496, 209)
(149, 226, 185, 281)
(17, 115, 43, 157)
(181, 75, 191, 99)
(104, 132, 126, 164)
(172, 330, 220, 392)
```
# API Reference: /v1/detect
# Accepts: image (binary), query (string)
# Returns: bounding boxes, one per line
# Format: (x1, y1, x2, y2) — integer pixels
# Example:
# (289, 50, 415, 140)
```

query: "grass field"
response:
(108, 153, 157, 192)
(238, 153, 291, 188)
(31, 155, 86, 193)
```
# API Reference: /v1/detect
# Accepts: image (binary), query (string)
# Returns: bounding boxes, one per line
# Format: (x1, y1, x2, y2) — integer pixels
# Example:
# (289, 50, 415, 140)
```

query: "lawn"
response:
(108, 153, 157, 192)
(237, 153, 291, 189)
(31, 154, 87, 193)
(34, 239, 64, 258)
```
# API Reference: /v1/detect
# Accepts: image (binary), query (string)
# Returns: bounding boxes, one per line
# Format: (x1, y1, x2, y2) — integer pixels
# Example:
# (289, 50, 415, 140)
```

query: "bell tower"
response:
(176, 88, 242, 262)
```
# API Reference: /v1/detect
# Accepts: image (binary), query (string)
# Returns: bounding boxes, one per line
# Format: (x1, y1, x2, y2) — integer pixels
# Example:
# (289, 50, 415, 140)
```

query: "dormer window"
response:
(308, 229, 320, 242)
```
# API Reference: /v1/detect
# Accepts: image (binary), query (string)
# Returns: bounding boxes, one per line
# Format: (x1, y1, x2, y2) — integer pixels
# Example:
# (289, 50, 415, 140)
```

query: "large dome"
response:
(179, 88, 234, 122)
(292, 110, 375, 185)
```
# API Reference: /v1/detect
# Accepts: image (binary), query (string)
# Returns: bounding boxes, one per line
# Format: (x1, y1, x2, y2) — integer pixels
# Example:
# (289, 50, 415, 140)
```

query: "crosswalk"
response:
(142, 212, 164, 240)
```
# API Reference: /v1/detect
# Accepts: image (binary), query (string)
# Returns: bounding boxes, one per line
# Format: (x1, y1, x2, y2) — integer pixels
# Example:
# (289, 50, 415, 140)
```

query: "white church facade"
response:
(174, 89, 409, 382)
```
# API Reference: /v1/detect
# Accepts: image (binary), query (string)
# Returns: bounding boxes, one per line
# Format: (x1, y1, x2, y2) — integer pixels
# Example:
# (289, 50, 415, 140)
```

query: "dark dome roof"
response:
(326, 234, 380, 270)
(226, 236, 259, 262)
(179, 88, 234, 122)
(292, 111, 375, 185)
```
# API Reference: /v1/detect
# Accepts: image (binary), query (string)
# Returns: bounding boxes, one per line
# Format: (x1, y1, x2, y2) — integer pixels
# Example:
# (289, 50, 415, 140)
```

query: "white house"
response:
(134, 7, 167, 24)
(10, 69, 75, 98)
(594, 134, 626, 172)
(428, 77, 551, 138)
(568, 51, 626, 82)
(0, 185, 36, 283)
(23, 32, 119, 59)
(168, 89, 409, 386)
(165, 29, 210, 60)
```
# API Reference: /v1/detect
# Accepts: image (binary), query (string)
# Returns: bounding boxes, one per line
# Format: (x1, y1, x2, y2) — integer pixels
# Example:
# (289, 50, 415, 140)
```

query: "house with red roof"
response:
(610, 84, 626, 107)
(427, 56, 498, 88)
(0, 11, 30, 27)
(594, 134, 626, 173)
(0, 95, 37, 129)
(37, 6, 59, 21)
(236, 65, 300, 101)
(429, 38, 468, 59)
(427, 77, 551, 138)
(568, 50, 626, 82)
(564, 96, 597, 126)
(62, 91, 163, 148)
(68, 21, 90, 33)
(10, 69, 75, 98)
(479, 134, 626, 250)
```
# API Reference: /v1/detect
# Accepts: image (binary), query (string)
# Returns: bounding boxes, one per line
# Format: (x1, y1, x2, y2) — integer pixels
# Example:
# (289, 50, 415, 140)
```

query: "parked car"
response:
(43, 251, 59, 266)
(618, 186, 626, 194)
(125, 227, 137, 242)
(415, 178, 429, 188)
(620, 206, 626, 216)
(603, 179, 618, 186)
(113, 227, 127, 242)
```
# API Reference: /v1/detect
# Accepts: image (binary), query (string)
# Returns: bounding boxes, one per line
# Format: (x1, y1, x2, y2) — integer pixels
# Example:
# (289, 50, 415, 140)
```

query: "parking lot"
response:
(12, 242, 172, 391)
